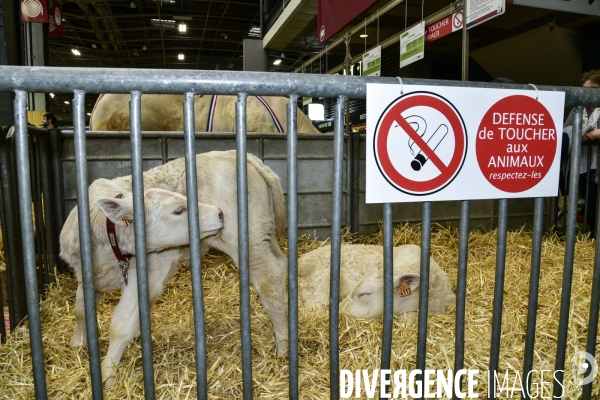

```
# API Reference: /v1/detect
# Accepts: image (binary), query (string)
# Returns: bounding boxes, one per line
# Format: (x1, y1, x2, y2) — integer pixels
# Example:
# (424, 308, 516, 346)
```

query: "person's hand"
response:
(582, 128, 600, 142)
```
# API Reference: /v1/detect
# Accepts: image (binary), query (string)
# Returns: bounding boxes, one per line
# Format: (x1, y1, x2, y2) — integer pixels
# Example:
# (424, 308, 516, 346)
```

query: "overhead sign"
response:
(508, 0, 600, 16)
(49, 1, 63, 37)
(400, 22, 425, 69)
(318, 0, 378, 45)
(425, 11, 463, 44)
(362, 46, 381, 77)
(466, 0, 505, 29)
(366, 84, 565, 203)
(21, 0, 48, 23)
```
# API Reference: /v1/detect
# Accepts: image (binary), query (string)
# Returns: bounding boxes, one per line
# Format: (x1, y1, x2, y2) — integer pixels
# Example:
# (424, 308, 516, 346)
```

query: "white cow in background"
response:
(60, 150, 288, 387)
(90, 94, 320, 133)
(298, 244, 455, 319)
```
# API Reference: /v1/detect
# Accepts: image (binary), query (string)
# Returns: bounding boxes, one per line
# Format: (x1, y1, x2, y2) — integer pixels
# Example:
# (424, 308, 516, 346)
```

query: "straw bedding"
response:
(0, 224, 598, 399)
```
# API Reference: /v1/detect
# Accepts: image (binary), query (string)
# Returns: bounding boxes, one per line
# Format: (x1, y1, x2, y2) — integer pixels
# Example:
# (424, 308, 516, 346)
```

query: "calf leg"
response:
(248, 238, 289, 356)
(71, 284, 103, 348)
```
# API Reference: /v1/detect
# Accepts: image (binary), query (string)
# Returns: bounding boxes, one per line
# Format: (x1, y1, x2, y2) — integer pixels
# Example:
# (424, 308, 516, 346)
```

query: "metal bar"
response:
(521, 197, 544, 398)
(287, 94, 299, 400)
(37, 132, 59, 282)
(350, 130, 360, 233)
(48, 128, 67, 273)
(72, 90, 104, 399)
(236, 92, 253, 400)
(488, 198, 509, 398)
(0, 132, 26, 330)
(14, 90, 48, 399)
(583, 191, 600, 399)
(30, 135, 46, 291)
(582, 148, 600, 399)
(183, 91, 208, 400)
(415, 201, 432, 398)
(1, 66, 599, 107)
(329, 95, 346, 400)
(553, 107, 583, 396)
(453, 200, 470, 400)
(129, 91, 156, 398)
(379, 202, 393, 399)
(161, 136, 168, 164)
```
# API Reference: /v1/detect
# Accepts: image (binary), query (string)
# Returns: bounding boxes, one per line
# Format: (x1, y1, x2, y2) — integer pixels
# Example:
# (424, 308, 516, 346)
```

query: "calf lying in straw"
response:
(298, 244, 455, 319)
(60, 179, 224, 388)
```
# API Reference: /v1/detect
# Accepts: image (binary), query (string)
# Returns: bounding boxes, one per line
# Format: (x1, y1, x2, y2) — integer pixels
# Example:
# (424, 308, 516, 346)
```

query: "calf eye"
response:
(358, 292, 372, 298)
(173, 206, 186, 215)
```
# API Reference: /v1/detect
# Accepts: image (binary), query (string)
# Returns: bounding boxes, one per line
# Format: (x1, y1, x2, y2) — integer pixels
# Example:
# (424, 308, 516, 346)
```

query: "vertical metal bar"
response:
(521, 197, 544, 399)
(488, 198, 509, 398)
(453, 201, 470, 400)
(379, 202, 393, 399)
(37, 132, 59, 282)
(350, 130, 360, 233)
(48, 128, 67, 273)
(183, 92, 208, 400)
(14, 90, 47, 399)
(461, 0, 469, 81)
(329, 95, 346, 400)
(0, 132, 26, 330)
(415, 201, 432, 398)
(287, 94, 299, 400)
(582, 153, 600, 400)
(236, 92, 253, 400)
(129, 91, 156, 398)
(553, 107, 583, 397)
(73, 90, 104, 399)
(30, 135, 46, 291)
(161, 136, 168, 165)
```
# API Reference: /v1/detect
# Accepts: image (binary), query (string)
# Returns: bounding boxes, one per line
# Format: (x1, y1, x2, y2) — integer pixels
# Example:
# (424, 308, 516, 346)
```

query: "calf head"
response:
(97, 188, 223, 252)
(341, 267, 421, 319)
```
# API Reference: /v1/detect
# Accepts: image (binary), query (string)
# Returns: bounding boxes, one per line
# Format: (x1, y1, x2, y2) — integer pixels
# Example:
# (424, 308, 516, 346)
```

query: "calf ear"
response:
(97, 197, 134, 226)
(394, 273, 420, 297)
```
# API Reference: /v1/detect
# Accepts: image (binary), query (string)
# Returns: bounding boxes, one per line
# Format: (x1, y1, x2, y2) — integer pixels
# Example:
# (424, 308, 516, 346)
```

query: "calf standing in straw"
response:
(60, 180, 223, 387)
(60, 150, 289, 387)
(298, 244, 455, 319)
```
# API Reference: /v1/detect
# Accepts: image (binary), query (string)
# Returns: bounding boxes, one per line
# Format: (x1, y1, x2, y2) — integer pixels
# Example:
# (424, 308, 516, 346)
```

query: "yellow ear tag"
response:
(398, 281, 412, 297)
(121, 217, 133, 227)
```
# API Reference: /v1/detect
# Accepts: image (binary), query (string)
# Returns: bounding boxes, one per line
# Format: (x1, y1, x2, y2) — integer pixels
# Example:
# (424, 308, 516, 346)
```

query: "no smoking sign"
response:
(374, 92, 467, 195)
(366, 84, 565, 203)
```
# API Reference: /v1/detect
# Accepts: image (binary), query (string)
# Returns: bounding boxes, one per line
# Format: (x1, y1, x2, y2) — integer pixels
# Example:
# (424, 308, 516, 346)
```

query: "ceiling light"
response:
(64, 101, 70, 104)
(178, 23, 186, 33)
(173, 15, 192, 20)
(248, 26, 260, 38)
(71, 49, 81, 56)
(87, 113, 91, 116)
(142, 45, 147, 50)
(359, 34, 368, 38)
(92, 44, 97, 49)
(273, 59, 282, 65)
(130, 1, 136, 8)
(49, 93, 55, 98)
(151, 19, 176, 28)
(178, 53, 184, 60)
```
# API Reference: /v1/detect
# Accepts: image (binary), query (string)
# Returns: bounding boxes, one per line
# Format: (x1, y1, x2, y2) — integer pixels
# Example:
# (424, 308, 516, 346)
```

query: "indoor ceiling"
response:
(46, 0, 600, 125)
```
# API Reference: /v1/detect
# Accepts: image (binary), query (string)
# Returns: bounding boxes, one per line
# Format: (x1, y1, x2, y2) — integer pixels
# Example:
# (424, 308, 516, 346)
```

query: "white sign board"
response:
(400, 22, 425, 69)
(466, 0, 505, 29)
(362, 45, 381, 77)
(510, 0, 600, 16)
(366, 84, 565, 203)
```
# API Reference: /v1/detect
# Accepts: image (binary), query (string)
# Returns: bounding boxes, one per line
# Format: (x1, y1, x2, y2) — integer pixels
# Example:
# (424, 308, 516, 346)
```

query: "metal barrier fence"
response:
(1, 66, 600, 399)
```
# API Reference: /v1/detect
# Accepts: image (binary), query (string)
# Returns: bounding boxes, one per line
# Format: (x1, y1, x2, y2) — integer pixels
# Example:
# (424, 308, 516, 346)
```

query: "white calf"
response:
(298, 244, 455, 319)
(60, 179, 223, 387)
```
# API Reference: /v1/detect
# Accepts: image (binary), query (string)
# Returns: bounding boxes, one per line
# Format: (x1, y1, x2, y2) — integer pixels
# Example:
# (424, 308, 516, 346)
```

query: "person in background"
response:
(39, 113, 57, 129)
(562, 69, 600, 237)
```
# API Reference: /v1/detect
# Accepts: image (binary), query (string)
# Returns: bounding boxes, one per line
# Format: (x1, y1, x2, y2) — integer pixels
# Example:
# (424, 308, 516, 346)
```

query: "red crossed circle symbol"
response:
(374, 92, 467, 195)
(453, 11, 463, 29)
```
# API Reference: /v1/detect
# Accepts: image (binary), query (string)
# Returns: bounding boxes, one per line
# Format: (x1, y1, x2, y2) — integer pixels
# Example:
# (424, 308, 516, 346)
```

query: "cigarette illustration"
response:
(406, 115, 449, 171)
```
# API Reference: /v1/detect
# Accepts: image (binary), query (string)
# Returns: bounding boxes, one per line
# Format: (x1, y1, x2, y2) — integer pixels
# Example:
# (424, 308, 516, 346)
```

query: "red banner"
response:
(318, 0, 378, 45)
(49, 1, 63, 37)
(21, 0, 48, 23)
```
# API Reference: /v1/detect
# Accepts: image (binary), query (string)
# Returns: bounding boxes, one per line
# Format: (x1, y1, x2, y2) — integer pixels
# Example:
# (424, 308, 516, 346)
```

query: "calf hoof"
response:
(70, 333, 86, 348)
(102, 366, 117, 389)
(276, 339, 288, 357)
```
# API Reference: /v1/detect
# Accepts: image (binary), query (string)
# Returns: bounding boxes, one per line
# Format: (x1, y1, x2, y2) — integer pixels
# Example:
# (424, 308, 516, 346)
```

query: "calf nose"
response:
(218, 211, 224, 222)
